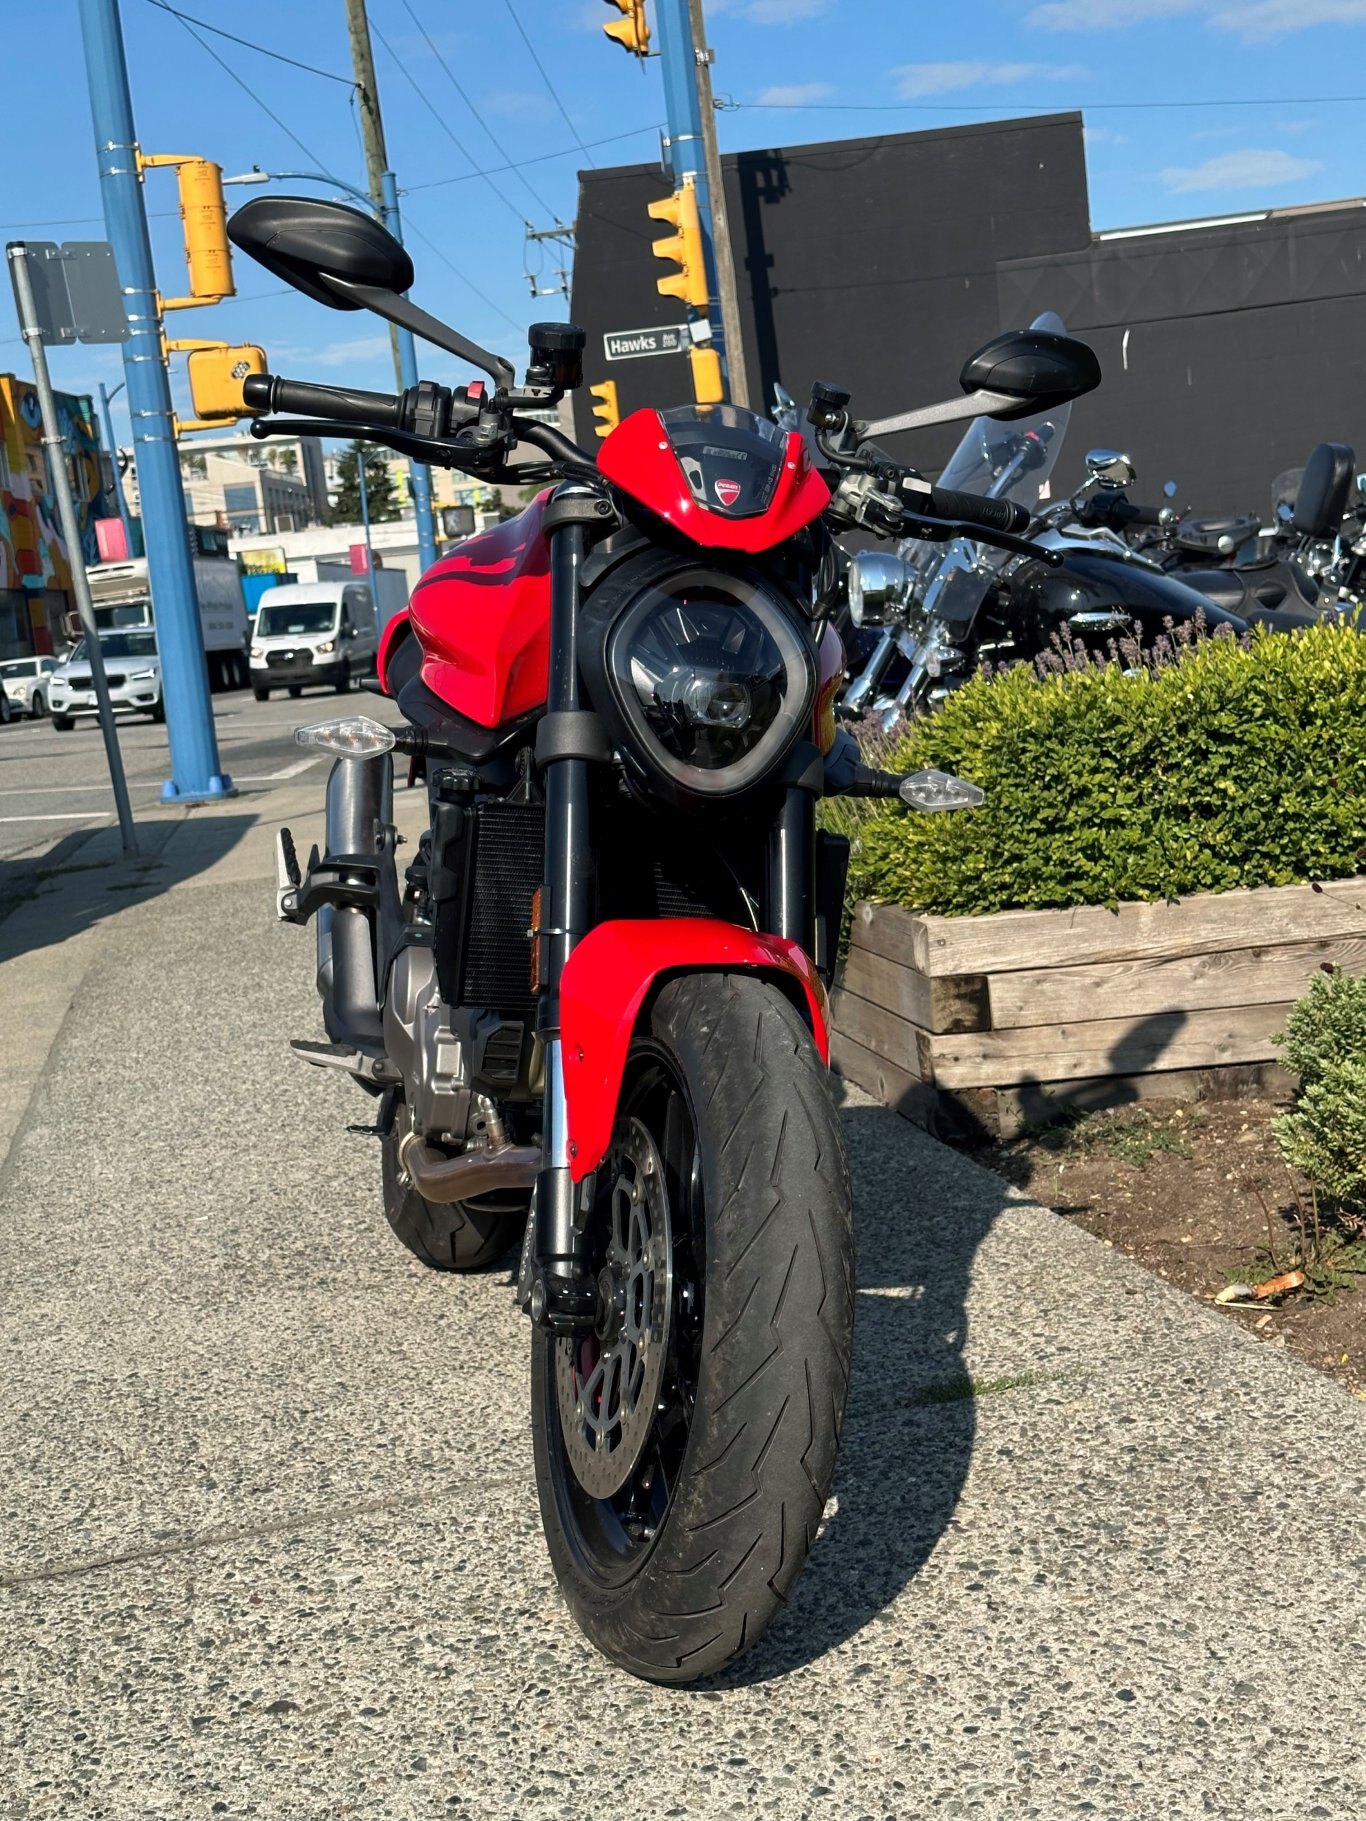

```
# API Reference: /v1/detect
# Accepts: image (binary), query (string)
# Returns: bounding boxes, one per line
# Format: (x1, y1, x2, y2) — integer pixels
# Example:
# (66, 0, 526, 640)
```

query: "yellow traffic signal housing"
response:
(141, 154, 235, 309)
(588, 380, 621, 438)
(646, 180, 707, 309)
(689, 345, 724, 405)
(603, 0, 650, 56)
(185, 343, 267, 421)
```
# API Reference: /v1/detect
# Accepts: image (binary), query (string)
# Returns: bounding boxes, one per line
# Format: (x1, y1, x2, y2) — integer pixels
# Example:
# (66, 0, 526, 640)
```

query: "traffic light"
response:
(603, 0, 650, 56)
(185, 343, 267, 419)
(689, 345, 724, 406)
(140, 154, 235, 309)
(646, 180, 707, 309)
(589, 380, 621, 438)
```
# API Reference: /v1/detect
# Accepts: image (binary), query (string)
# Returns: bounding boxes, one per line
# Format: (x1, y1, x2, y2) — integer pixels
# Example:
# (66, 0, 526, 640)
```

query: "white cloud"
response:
(893, 61, 1085, 99)
(1159, 147, 1323, 193)
(756, 81, 833, 105)
(1030, 0, 1366, 35)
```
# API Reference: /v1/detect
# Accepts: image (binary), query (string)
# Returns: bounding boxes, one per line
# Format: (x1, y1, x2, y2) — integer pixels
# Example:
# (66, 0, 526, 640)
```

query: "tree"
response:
(332, 440, 400, 524)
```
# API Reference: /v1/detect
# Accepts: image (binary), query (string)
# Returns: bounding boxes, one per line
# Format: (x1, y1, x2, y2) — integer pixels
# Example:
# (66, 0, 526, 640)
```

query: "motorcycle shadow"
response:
(722, 1099, 1005, 1685)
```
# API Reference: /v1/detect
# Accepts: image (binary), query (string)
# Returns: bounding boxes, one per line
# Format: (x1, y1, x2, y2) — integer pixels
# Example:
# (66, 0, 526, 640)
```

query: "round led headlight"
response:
(604, 568, 815, 800)
(847, 552, 911, 628)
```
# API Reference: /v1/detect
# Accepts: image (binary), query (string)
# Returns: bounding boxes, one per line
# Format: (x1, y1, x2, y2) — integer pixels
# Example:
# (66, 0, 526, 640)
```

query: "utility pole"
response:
(76, 0, 232, 801)
(650, 0, 747, 406)
(342, 0, 437, 575)
(685, 0, 748, 408)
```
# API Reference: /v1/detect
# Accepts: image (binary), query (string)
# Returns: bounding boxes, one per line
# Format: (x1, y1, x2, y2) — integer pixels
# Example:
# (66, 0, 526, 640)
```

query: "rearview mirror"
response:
(959, 329, 1102, 422)
(1086, 448, 1135, 491)
(227, 194, 515, 389)
(226, 195, 413, 309)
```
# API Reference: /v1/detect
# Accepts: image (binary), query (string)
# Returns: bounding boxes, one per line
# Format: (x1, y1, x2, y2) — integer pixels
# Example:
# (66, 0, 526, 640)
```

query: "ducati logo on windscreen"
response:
(714, 479, 742, 507)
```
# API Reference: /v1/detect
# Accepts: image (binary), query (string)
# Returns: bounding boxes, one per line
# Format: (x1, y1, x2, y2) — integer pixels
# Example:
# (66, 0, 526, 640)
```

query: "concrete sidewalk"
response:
(1, 792, 1363, 1821)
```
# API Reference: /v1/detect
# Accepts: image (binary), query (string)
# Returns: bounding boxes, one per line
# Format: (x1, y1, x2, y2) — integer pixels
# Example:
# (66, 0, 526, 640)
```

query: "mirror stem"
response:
(324, 273, 516, 390)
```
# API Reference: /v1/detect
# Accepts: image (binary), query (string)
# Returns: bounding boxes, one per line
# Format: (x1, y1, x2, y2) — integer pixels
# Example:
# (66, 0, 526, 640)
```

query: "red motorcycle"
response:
(229, 195, 1098, 1681)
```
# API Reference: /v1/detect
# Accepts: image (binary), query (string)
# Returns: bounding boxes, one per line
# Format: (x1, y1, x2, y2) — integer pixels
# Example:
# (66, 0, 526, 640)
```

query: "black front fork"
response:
(526, 486, 608, 1333)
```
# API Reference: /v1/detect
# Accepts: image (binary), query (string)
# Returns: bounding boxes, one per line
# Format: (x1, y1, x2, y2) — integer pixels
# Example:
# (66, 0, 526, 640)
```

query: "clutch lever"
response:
(898, 511, 1066, 568)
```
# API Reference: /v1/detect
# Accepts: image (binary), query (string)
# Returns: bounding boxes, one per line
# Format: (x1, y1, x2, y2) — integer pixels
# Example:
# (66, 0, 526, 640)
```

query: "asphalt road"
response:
(0, 684, 399, 870)
(1, 759, 1364, 1819)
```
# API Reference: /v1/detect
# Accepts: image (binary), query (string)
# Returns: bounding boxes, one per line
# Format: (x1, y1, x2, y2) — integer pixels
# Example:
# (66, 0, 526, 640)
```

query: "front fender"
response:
(558, 918, 829, 1182)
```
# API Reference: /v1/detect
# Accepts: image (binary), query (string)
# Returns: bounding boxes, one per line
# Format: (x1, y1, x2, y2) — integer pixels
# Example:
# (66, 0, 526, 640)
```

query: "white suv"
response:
(0, 655, 58, 718)
(49, 630, 164, 730)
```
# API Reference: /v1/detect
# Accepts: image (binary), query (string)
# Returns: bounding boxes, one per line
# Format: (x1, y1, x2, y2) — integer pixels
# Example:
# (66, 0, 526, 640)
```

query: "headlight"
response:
(590, 563, 816, 802)
(129, 668, 157, 681)
(847, 552, 911, 628)
(315, 639, 335, 654)
(250, 644, 264, 659)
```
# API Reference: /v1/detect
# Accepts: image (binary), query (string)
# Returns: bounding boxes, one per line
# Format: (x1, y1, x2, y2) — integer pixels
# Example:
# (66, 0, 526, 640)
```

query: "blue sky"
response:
(5, 0, 1365, 442)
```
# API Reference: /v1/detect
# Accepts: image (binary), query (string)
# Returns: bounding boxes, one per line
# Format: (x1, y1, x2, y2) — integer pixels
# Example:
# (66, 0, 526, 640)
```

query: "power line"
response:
(367, 16, 530, 226)
(727, 94, 1366, 115)
(163, 11, 337, 172)
(404, 123, 662, 192)
(143, 0, 354, 87)
(395, 0, 559, 221)
(401, 213, 524, 334)
(502, 0, 599, 169)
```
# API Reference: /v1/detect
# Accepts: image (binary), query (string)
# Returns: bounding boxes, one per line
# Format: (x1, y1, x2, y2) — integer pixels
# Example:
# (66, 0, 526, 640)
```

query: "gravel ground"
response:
(1, 862, 1364, 1820)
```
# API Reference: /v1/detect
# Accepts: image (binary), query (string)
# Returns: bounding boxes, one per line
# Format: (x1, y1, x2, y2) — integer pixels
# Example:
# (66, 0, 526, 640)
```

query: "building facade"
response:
(0, 374, 111, 659)
(121, 430, 329, 537)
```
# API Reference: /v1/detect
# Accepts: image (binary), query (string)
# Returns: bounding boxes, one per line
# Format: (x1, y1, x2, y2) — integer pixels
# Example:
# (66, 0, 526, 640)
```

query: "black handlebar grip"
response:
(927, 487, 1030, 535)
(1126, 501, 1166, 528)
(241, 373, 404, 427)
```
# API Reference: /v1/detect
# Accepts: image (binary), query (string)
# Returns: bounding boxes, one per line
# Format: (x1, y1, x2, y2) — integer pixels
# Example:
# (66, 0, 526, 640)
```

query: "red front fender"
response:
(558, 919, 830, 1183)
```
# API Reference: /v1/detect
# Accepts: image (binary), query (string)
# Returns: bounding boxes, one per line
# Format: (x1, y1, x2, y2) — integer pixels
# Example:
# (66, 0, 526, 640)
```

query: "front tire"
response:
(30, 691, 45, 719)
(51, 713, 73, 731)
(288, 684, 303, 699)
(532, 972, 854, 1683)
(253, 686, 270, 702)
(334, 661, 351, 694)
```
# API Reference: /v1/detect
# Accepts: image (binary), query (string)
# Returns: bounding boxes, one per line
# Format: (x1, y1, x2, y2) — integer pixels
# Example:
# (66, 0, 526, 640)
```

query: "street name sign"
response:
(603, 324, 689, 362)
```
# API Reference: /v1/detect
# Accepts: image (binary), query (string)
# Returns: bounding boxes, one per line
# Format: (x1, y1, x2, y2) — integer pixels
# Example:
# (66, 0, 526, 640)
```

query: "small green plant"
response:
(1093, 1115, 1192, 1169)
(1274, 967, 1366, 1223)
(847, 623, 1366, 918)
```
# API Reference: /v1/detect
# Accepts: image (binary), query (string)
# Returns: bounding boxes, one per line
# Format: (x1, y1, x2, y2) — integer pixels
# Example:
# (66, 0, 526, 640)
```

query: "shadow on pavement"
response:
(730, 1099, 1007, 1684)
(0, 815, 259, 967)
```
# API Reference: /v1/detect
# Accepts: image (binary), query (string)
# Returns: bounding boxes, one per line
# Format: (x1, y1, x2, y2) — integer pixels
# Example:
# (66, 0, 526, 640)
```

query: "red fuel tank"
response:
(408, 490, 552, 727)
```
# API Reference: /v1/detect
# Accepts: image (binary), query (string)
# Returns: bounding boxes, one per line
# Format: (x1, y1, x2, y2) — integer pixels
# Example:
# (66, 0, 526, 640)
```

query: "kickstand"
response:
(347, 1085, 400, 1141)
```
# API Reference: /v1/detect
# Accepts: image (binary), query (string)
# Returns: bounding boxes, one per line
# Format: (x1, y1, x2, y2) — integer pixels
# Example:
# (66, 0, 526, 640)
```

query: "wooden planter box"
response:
(831, 877, 1366, 1138)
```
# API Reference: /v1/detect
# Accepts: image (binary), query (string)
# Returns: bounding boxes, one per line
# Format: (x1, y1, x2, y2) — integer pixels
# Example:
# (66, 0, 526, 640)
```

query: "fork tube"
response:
(531, 487, 598, 1329)
(768, 784, 815, 956)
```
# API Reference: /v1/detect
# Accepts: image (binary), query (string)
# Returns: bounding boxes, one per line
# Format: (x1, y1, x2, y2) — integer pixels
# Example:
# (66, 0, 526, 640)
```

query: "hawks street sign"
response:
(603, 324, 689, 362)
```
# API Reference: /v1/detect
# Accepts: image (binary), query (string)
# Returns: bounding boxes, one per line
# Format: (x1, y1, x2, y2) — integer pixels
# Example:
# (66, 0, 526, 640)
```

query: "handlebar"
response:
(923, 486, 1030, 536)
(1076, 492, 1166, 531)
(242, 373, 407, 428)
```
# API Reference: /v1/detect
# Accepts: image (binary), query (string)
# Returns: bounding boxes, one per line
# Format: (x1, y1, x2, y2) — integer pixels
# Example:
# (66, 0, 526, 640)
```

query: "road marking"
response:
(0, 811, 112, 823)
(233, 756, 322, 782)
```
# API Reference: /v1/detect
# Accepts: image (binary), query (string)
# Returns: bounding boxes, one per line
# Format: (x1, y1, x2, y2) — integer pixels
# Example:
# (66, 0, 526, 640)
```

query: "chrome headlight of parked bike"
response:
(847, 551, 912, 628)
(582, 555, 816, 805)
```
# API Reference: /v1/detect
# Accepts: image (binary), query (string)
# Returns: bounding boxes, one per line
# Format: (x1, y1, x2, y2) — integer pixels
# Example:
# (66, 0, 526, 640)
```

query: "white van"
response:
(249, 581, 378, 700)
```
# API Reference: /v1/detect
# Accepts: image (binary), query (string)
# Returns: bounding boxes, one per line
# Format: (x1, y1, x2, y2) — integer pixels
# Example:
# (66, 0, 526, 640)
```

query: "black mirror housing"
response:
(960, 328, 1102, 421)
(227, 195, 414, 310)
(1293, 441, 1355, 539)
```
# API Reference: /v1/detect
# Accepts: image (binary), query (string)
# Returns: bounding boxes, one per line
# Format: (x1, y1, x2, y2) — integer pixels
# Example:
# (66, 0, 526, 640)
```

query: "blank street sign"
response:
(9, 241, 129, 344)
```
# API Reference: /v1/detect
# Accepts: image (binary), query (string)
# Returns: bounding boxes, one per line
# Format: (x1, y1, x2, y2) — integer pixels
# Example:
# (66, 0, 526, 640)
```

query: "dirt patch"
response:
(965, 1099, 1366, 1398)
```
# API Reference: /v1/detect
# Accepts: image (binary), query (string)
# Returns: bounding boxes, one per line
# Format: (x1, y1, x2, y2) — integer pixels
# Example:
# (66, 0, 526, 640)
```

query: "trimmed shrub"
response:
(851, 623, 1366, 918)
(1274, 968, 1366, 1221)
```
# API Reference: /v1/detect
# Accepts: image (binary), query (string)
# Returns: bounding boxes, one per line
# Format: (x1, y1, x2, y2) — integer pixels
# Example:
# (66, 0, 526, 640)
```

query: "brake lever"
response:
(898, 511, 1066, 568)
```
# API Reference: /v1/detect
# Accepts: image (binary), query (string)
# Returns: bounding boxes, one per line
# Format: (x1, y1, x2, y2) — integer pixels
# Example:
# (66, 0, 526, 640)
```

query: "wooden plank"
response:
(924, 1002, 1296, 1090)
(991, 1061, 1295, 1139)
(830, 1031, 936, 1126)
(855, 876, 1366, 979)
(988, 935, 1366, 1029)
(840, 945, 988, 1035)
(829, 987, 924, 1078)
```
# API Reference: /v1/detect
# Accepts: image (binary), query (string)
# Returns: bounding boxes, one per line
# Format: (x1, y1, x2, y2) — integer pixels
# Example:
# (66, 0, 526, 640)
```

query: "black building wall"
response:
(570, 114, 1366, 514)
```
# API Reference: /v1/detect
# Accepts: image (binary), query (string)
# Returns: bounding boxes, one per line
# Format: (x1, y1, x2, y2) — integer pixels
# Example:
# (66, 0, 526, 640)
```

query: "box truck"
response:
(85, 556, 251, 690)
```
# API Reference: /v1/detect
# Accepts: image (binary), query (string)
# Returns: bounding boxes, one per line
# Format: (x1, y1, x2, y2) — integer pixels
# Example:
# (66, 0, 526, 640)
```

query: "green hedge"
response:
(851, 623, 1366, 918)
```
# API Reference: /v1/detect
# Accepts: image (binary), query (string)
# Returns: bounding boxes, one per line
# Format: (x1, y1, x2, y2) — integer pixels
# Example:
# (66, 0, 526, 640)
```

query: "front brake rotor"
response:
(554, 1115, 673, 1498)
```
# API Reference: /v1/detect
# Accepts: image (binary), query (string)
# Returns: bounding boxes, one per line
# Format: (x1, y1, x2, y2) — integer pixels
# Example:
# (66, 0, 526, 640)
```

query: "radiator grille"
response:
(463, 800, 544, 1013)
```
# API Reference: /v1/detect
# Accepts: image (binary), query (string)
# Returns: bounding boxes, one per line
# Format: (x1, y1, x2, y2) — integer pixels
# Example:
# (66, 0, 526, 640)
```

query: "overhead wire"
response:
(403, 124, 662, 191)
(368, 16, 532, 227)
(725, 94, 1366, 115)
(502, 0, 600, 169)
(143, 1, 355, 87)
(399, 214, 524, 334)
(394, 0, 560, 222)
(159, 10, 337, 172)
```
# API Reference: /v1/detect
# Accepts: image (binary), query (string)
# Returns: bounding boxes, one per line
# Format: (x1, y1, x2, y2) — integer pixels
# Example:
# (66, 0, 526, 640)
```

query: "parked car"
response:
(48, 628, 164, 730)
(0, 654, 58, 718)
(0, 679, 11, 725)
(249, 580, 379, 699)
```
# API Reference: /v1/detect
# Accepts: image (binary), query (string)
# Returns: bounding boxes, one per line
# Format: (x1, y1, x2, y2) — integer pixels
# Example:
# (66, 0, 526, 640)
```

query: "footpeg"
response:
(274, 826, 302, 922)
(288, 1038, 397, 1084)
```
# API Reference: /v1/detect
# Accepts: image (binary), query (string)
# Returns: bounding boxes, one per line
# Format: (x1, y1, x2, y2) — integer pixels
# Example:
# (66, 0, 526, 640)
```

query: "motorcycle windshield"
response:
(901, 311, 1073, 635)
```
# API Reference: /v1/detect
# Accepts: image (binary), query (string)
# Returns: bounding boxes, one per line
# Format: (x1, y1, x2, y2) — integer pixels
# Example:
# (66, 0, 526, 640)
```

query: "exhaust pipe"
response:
(318, 753, 392, 1049)
(398, 1132, 541, 1205)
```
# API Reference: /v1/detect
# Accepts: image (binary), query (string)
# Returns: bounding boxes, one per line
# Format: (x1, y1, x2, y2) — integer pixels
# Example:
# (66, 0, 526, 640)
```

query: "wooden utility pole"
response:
(686, 0, 749, 408)
(341, 0, 403, 386)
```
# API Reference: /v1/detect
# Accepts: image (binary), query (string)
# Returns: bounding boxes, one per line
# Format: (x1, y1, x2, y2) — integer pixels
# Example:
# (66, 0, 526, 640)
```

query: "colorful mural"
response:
(0, 374, 111, 655)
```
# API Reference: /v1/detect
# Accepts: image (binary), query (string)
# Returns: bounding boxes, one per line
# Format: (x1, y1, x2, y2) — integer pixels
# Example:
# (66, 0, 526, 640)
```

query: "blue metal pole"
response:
(77, 0, 231, 800)
(652, 0, 723, 364)
(379, 170, 437, 577)
(97, 380, 134, 555)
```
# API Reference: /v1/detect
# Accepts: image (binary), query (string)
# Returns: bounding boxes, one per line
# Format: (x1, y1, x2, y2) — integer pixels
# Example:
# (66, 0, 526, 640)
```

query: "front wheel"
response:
(532, 972, 854, 1683)
(30, 691, 45, 719)
(51, 713, 73, 731)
